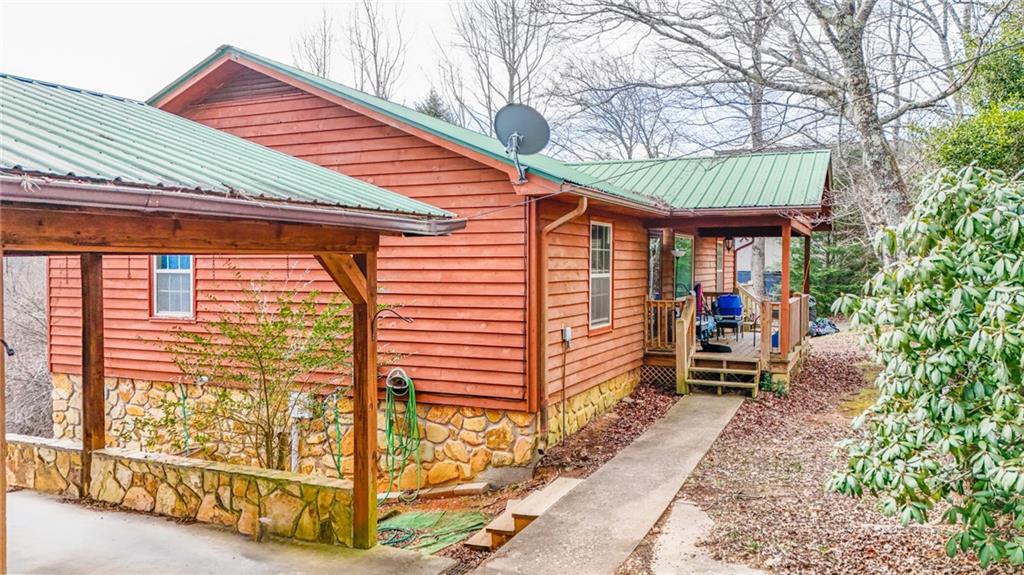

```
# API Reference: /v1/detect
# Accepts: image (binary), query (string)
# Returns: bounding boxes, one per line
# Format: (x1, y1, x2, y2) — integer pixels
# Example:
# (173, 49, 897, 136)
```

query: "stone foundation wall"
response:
(50, 374, 538, 488)
(6, 434, 83, 498)
(544, 368, 640, 445)
(50, 366, 641, 487)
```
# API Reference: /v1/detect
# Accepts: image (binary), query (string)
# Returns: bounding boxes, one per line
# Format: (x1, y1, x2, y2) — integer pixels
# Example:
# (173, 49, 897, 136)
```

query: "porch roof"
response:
(0, 73, 464, 236)
(568, 149, 831, 211)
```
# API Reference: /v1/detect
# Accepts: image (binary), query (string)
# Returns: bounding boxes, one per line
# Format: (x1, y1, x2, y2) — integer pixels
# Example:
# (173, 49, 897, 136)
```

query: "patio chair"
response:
(695, 284, 731, 353)
(714, 293, 743, 341)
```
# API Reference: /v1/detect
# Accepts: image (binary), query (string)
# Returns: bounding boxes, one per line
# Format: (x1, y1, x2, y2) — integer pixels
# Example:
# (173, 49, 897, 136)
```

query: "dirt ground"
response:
(622, 332, 1013, 575)
(383, 377, 679, 573)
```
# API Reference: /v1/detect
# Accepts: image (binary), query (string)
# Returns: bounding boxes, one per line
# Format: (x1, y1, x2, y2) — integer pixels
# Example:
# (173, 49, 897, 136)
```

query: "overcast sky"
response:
(1, 1, 455, 105)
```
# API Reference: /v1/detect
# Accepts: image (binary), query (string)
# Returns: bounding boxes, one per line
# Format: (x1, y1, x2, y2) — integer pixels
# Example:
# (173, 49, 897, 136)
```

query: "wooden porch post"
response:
(316, 251, 378, 549)
(779, 224, 792, 354)
(802, 234, 811, 295)
(80, 253, 105, 496)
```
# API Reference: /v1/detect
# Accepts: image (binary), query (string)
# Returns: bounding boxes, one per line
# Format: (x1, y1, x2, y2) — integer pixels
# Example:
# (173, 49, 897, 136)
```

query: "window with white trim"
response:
(153, 255, 194, 317)
(589, 222, 613, 329)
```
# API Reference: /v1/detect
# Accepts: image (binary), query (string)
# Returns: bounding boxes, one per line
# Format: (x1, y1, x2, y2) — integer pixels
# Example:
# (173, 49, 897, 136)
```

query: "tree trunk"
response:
(751, 238, 766, 298)
(835, 19, 911, 231)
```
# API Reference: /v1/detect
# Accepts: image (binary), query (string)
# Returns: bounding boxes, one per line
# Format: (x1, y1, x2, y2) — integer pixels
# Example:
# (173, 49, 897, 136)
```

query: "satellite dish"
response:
(494, 104, 550, 182)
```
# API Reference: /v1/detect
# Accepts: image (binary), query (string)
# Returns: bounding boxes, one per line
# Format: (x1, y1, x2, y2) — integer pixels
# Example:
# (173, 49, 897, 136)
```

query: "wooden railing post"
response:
(760, 299, 772, 364)
(675, 314, 689, 395)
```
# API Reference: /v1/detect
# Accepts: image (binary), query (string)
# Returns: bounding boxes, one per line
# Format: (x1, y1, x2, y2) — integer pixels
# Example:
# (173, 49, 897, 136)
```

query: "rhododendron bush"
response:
(830, 167, 1024, 568)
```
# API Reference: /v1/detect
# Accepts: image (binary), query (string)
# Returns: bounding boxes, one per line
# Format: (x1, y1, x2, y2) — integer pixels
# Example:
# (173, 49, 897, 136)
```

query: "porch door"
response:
(673, 234, 694, 298)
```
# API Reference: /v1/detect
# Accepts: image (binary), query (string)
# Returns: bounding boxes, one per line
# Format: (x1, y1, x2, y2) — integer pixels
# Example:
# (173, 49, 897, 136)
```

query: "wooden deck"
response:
(642, 293, 811, 397)
(691, 334, 760, 363)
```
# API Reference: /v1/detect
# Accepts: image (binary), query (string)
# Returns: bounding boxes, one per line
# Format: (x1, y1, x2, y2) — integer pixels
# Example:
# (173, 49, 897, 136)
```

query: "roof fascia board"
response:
(149, 52, 237, 113)
(0, 176, 466, 236)
(149, 49, 661, 212)
(153, 51, 531, 185)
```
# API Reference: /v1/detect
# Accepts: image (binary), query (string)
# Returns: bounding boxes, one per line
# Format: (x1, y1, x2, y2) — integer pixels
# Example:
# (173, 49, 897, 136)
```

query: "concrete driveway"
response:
(8, 490, 453, 575)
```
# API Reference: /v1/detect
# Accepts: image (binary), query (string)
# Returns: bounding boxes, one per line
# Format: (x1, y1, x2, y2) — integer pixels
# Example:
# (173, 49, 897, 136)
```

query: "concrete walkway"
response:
(475, 394, 743, 575)
(9, 490, 453, 575)
(651, 501, 766, 575)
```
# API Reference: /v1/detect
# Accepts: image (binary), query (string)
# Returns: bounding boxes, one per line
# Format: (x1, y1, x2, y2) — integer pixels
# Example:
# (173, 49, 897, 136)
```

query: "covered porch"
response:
(643, 212, 815, 395)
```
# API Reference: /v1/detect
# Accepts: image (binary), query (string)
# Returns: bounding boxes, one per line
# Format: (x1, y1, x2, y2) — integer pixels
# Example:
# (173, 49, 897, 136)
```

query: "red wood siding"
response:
(542, 203, 646, 402)
(693, 237, 735, 292)
(48, 70, 529, 410)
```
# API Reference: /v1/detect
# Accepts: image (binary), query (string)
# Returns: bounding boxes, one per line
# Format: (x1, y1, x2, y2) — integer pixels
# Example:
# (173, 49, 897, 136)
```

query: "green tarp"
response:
(378, 510, 487, 554)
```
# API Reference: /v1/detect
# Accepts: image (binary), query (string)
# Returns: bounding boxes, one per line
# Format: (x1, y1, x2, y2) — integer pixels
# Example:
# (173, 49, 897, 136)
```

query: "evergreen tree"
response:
(415, 88, 455, 124)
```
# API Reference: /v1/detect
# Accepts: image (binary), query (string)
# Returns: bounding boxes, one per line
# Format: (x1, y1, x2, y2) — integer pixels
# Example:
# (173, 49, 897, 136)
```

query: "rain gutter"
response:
(0, 176, 466, 237)
(535, 196, 588, 454)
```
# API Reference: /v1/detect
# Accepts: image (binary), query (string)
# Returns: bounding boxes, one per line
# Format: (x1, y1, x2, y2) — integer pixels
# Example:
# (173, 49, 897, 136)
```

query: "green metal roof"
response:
(149, 45, 659, 211)
(569, 150, 831, 210)
(0, 73, 455, 219)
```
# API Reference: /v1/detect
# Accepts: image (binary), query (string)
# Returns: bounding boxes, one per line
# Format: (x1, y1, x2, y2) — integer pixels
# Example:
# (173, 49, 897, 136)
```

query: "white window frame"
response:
(152, 255, 194, 318)
(589, 221, 613, 329)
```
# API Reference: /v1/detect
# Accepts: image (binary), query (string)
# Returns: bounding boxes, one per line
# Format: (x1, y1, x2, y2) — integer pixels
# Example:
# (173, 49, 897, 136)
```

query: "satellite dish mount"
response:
(494, 104, 550, 184)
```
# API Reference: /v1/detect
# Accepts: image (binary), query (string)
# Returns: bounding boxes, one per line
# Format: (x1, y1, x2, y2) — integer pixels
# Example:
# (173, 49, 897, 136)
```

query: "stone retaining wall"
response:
(6, 434, 355, 547)
(89, 448, 354, 546)
(6, 434, 83, 498)
(50, 366, 641, 488)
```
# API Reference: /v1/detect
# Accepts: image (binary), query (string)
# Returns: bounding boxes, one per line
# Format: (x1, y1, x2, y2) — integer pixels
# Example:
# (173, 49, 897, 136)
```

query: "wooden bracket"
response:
(316, 254, 368, 305)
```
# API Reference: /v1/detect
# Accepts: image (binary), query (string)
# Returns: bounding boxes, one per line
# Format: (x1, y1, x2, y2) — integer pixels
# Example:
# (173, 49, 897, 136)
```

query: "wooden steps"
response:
(464, 477, 583, 551)
(687, 356, 760, 397)
(509, 477, 582, 532)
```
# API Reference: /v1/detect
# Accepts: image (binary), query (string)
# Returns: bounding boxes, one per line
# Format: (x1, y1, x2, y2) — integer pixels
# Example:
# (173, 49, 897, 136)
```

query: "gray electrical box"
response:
(561, 325, 573, 347)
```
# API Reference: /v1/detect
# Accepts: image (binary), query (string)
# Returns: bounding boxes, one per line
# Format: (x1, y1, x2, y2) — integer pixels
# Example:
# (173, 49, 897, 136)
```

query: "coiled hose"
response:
(381, 367, 422, 504)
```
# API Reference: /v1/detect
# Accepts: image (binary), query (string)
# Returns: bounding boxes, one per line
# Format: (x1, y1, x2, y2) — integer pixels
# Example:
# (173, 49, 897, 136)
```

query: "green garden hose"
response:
(382, 367, 422, 504)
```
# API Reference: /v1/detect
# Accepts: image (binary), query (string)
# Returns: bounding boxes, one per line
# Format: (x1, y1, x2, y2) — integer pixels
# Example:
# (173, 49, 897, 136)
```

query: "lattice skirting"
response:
(641, 364, 676, 387)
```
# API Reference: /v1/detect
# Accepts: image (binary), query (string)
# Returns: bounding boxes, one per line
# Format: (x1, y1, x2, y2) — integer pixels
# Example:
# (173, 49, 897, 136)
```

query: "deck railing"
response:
(761, 293, 810, 359)
(787, 293, 811, 355)
(674, 298, 697, 394)
(644, 298, 689, 353)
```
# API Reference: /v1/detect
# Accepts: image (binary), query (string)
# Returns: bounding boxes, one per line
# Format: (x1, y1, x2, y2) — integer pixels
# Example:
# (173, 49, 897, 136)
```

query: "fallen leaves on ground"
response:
(536, 380, 678, 477)
(673, 332, 1012, 575)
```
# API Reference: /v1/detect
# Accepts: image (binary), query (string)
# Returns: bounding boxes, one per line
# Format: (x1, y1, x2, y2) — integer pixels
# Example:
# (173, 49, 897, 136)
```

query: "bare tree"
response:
(553, 57, 686, 159)
(292, 6, 336, 78)
(551, 0, 1009, 233)
(346, 0, 406, 99)
(439, 0, 561, 135)
(3, 257, 50, 436)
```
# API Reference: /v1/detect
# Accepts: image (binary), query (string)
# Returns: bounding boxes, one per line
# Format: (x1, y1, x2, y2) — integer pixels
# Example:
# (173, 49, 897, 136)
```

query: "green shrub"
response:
(829, 167, 1024, 568)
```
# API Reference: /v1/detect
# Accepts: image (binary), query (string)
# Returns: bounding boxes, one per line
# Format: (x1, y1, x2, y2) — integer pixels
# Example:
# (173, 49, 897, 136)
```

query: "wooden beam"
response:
(790, 216, 813, 238)
(779, 224, 792, 354)
(315, 254, 368, 305)
(80, 253, 105, 496)
(319, 251, 379, 549)
(0, 248, 6, 573)
(696, 226, 782, 238)
(1, 206, 378, 255)
(803, 234, 811, 295)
